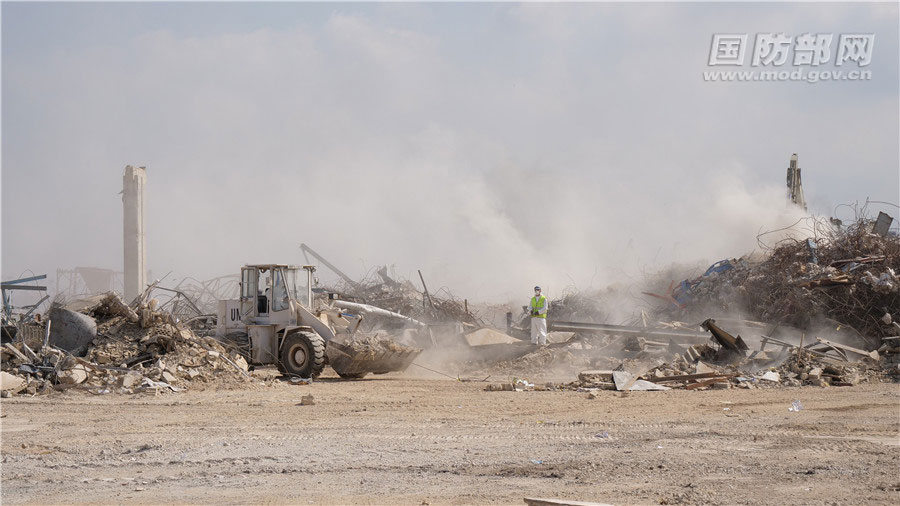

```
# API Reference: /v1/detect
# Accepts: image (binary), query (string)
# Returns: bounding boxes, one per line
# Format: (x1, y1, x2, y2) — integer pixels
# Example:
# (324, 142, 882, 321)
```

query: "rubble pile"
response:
(567, 336, 889, 393)
(476, 308, 896, 392)
(344, 333, 413, 356)
(772, 346, 891, 386)
(1, 293, 253, 397)
(652, 218, 900, 346)
(491, 346, 586, 375)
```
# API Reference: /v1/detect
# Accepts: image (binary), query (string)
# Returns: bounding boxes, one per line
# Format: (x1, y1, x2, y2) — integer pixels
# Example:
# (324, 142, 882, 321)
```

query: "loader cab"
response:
(239, 264, 314, 323)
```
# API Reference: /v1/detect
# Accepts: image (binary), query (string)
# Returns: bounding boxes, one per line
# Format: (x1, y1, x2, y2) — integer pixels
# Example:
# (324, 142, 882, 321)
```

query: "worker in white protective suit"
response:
(530, 286, 549, 345)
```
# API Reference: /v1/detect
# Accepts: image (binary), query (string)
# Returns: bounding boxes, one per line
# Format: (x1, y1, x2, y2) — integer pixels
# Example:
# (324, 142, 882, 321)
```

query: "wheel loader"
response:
(215, 264, 421, 378)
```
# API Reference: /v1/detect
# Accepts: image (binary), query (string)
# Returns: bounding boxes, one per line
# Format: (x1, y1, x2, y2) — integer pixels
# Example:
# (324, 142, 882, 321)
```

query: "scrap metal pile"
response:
(322, 266, 484, 329)
(647, 216, 899, 346)
(567, 340, 890, 393)
(546, 290, 608, 323)
(482, 216, 899, 391)
(0, 293, 253, 397)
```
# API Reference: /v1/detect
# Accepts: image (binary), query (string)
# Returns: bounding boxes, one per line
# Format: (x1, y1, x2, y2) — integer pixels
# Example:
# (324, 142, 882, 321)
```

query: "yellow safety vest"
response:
(530, 295, 547, 318)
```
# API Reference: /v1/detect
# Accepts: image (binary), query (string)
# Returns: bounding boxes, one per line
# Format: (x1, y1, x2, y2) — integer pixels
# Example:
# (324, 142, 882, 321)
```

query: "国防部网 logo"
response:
(704, 32, 875, 83)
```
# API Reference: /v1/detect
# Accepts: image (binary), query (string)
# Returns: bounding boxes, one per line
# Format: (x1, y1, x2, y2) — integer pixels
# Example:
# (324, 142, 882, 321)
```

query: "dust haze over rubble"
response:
(2, 3, 898, 303)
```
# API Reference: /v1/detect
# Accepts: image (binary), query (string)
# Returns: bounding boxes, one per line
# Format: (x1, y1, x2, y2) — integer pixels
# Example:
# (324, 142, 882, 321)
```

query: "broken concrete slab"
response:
(612, 371, 669, 391)
(120, 372, 143, 389)
(694, 361, 718, 374)
(58, 364, 89, 385)
(628, 379, 670, 391)
(759, 371, 780, 382)
(0, 371, 26, 393)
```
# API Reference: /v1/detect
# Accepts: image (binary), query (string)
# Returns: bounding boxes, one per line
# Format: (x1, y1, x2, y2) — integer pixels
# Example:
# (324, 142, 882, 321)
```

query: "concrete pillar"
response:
(123, 165, 147, 302)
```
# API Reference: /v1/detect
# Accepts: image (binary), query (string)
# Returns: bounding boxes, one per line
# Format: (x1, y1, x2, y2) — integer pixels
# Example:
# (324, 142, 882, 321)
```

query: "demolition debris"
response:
(1, 293, 253, 396)
(2, 213, 897, 397)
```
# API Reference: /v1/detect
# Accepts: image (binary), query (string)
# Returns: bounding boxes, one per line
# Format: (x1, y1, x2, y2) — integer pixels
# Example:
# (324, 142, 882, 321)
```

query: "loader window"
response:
(282, 268, 308, 307)
(273, 270, 289, 312)
(257, 270, 270, 314)
(241, 268, 256, 300)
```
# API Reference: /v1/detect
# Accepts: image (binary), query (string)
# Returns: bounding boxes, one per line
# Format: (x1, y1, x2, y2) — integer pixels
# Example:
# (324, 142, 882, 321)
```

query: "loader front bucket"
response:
(326, 340, 422, 377)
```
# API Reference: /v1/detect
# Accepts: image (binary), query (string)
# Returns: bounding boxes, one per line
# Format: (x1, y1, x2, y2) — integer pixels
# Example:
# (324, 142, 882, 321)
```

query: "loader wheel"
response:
(337, 372, 368, 380)
(280, 331, 326, 378)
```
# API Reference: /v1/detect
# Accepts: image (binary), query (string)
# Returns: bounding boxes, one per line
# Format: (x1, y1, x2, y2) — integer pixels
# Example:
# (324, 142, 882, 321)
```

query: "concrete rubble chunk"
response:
(101, 292, 140, 323)
(120, 372, 143, 389)
(58, 364, 89, 385)
(612, 371, 669, 391)
(300, 394, 315, 405)
(1, 371, 26, 393)
(759, 371, 780, 382)
(578, 370, 614, 383)
(694, 361, 718, 374)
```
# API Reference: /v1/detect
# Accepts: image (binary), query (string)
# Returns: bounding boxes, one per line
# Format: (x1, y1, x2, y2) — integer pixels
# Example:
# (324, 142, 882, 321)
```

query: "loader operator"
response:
(530, 286, 549, 346)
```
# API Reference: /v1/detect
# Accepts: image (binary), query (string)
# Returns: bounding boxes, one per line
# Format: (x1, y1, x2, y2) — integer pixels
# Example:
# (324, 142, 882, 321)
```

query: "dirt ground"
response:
(1, 370, 898, 505)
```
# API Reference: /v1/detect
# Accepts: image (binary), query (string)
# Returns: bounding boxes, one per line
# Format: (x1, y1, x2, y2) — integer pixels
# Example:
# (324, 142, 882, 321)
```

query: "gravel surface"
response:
(1, 371, 898, 505)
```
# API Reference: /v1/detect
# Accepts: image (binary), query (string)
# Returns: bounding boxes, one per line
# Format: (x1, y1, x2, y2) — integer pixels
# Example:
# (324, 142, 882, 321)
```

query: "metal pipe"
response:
(22, 295, 50, 319)
(548, 320, 709, 342)
(0, 284, 47, 291)
(41, 320, 52, 350)
(2, 274, 47, 285)
(417, 270, 437, 313)
(332, 300, 425, 327)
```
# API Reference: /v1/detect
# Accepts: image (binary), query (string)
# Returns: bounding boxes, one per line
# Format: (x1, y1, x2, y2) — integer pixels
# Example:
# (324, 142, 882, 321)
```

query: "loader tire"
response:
(280, 331, 326, 379)
(337, 372, 368, 380)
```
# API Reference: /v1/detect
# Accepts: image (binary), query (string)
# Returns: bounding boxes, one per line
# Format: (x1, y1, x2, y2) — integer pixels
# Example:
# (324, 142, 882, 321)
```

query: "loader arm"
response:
(295, 304, 336, 343)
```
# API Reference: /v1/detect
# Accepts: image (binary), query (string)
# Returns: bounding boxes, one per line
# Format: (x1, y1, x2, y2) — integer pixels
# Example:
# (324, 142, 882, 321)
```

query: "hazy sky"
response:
(2, 2, 898, 302)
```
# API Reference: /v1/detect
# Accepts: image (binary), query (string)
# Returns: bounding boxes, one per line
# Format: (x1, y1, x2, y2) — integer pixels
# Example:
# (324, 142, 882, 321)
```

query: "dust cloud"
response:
(2, 3, 897, 305)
